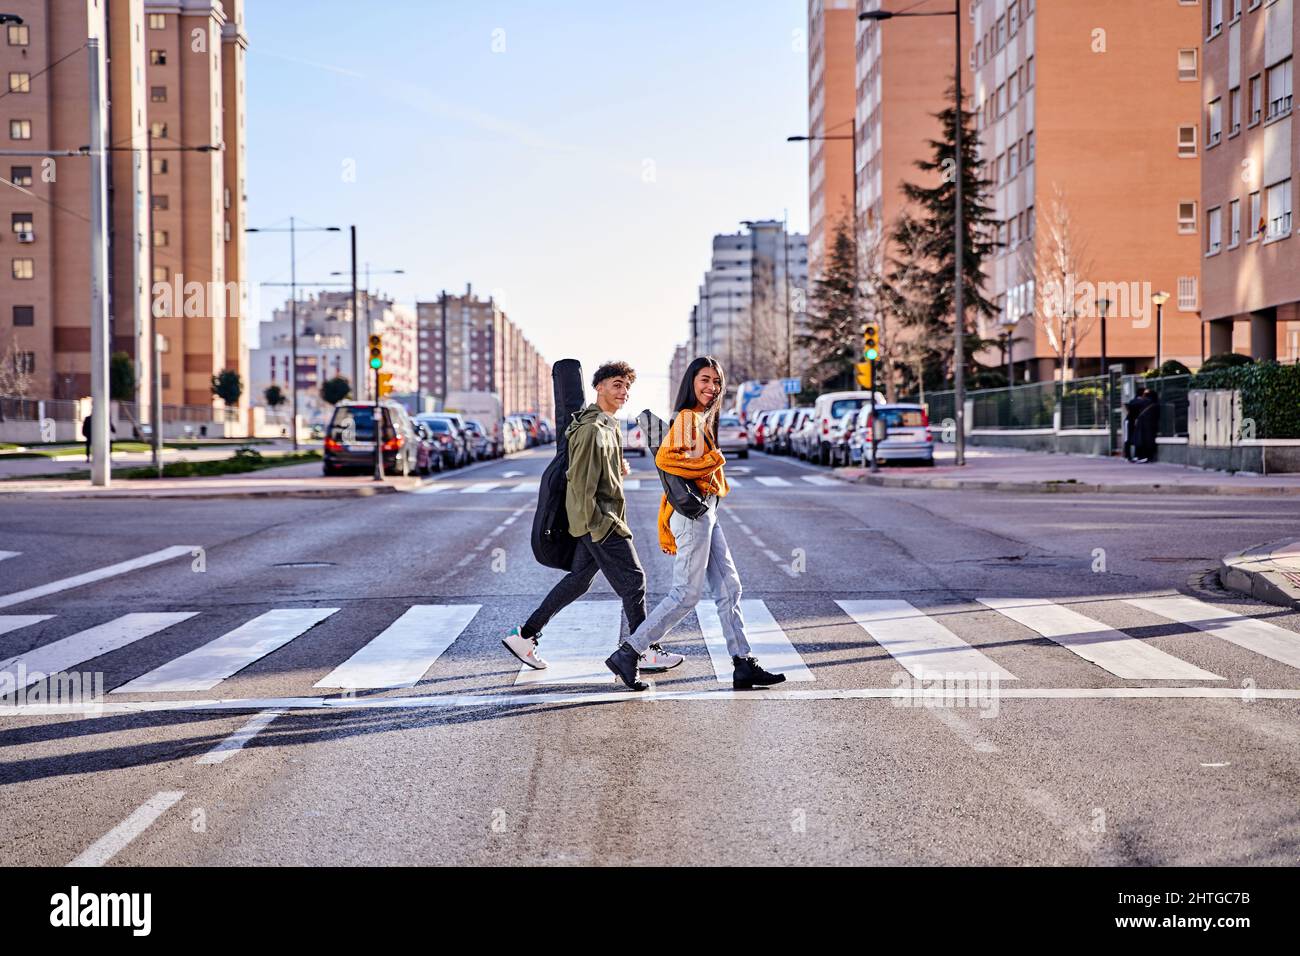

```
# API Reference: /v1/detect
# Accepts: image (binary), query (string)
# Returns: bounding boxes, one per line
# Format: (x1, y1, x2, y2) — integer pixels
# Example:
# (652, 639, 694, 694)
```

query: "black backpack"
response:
(531, 359, 585, 570)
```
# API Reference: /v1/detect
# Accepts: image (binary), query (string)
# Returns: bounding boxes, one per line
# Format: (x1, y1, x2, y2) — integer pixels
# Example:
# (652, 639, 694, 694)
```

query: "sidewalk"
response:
(833, 445, 1300, 496)
(0, 460, 425, 499)
(0, 439, 297, 479)
(1220, 539, 1300, 608)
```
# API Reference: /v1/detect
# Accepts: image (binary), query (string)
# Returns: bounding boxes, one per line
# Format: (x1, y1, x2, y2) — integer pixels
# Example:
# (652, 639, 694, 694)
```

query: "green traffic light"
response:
(865, 348, 878, 361)
(370, 357, 382, 369)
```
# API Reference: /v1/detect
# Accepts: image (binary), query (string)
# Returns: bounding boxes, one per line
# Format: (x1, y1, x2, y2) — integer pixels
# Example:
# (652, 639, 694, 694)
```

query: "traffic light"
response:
(368, 334, 383, 370)
(377, 371, 394, 397)
(855, 362, 873, 389)
(862, 323, 879, 362)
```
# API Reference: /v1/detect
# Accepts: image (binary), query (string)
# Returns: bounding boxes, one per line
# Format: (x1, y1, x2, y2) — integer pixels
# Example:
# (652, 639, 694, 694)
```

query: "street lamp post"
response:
(246, 220, 341, 449)
(1152, 290, 1170, 372)
(860, 5, 965, 465)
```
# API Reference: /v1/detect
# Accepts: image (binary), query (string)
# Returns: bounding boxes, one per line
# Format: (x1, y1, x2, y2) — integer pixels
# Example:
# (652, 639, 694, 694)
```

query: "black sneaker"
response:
(732, 655, 786, 690)
(605, 641, 649, 691)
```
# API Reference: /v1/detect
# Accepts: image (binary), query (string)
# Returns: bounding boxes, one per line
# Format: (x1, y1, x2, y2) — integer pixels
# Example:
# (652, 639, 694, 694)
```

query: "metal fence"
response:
(2, 397, 240, 426)
(0, 396, 81, 422)
(907, 374, 1192, 438)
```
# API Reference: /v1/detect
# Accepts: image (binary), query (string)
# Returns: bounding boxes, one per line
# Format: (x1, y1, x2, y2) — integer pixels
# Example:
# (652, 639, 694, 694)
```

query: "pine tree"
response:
(886, 82, 1000, 389)
(797, 215, 861, 393)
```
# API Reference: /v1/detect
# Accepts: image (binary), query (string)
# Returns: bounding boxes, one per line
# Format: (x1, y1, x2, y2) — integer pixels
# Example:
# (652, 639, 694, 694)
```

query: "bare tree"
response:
(0, 336, 33, 398)
(1021, 184, 1097, 384)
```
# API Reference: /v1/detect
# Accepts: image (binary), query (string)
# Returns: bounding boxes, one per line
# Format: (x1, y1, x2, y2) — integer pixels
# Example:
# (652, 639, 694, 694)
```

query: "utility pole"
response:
(350, 226, 358, 396)
(88, 31, 111, 486)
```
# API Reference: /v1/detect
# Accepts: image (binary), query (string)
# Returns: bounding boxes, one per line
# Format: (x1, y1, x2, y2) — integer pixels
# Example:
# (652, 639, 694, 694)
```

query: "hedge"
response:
(1190, 361, 1300, 438)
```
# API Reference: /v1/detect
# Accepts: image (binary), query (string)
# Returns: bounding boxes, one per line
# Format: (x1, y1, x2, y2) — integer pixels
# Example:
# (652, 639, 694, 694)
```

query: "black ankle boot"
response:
(733, 655, 786, 690)
(605, 642, 649, 691)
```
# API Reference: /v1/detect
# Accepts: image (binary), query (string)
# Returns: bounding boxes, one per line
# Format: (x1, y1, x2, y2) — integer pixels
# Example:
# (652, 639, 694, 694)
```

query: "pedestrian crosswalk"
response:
(407, 473, 841, 496)
(2, 594, 1298, 705)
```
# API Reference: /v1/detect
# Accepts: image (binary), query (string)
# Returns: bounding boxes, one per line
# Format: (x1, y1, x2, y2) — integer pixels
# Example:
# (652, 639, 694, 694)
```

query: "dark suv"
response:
(323, 401, 420, 476)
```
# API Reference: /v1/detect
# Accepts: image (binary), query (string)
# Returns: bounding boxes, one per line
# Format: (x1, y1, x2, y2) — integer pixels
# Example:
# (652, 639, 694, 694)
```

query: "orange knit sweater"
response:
(655, 410, 729, 554)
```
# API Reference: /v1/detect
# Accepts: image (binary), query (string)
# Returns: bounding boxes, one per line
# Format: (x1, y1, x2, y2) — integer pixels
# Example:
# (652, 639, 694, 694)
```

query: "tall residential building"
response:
(973, 0, 1203, 380)
(0, 0, 248, 408)
(2, 1, 148, 401)
(1202, 0, 1299, 362)
(692, 221, 809, 386)
(416, 285, 553, 420)
(668, 342, 690, 399)
(144, 0, 249, 408)
(807, 0, 858, 280)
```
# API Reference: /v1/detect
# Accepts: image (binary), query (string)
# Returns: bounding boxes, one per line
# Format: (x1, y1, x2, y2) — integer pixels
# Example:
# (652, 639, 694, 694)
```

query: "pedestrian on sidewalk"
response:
(1123, 391, 1146, 461)
(605, 356, 786, 692)
(502, 361, 682, 674)
(1134, 387, 1161, 463)
(81, 413, 116, 463)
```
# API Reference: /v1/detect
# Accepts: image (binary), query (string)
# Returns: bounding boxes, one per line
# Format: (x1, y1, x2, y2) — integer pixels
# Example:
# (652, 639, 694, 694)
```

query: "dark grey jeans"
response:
(525, 530, 647, 640)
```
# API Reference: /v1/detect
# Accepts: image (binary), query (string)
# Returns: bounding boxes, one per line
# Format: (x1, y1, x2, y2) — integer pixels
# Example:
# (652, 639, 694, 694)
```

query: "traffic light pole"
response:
(373, 365, 384, 483)
(868, 365, 879, 474)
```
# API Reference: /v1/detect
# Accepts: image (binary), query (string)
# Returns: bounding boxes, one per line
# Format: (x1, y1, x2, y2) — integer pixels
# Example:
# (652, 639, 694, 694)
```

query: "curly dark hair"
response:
(592, 360, 637, 387)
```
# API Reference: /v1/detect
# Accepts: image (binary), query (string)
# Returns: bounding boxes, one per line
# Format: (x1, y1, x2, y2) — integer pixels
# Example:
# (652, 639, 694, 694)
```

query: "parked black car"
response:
(462, 419, 493, 460)
(415, 414, 470, 468)
(323, 401, 420, 476)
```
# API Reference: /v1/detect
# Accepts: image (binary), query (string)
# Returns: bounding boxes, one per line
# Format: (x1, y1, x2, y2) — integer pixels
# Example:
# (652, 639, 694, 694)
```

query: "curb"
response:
(830, 470, 1300, 497)
(1219, 539, 1300, 609)
(0, 482, 409, 501)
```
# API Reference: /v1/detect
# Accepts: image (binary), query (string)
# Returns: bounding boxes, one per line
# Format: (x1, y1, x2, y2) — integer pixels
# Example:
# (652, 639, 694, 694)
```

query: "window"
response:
(1249, 74, 1263, 124)
(1207, 98, 1222, 144)
(11, 258, 33, 280)
(1009, 143, 1020, 178)
(1266, 59, 1293, 120)
(7, 24, 28, 45)
(1010, 2, 1020, 35)
(1026, 204, 1035, 236)
(1179, 49, 1198, 81)
(1178, 277, 1199, 312)
(1229, 198, 1241, 247)
(8, 72, 30, 93)
(1232, 0, 1243, 19)
(13, 306, 34, 327)
(149, 49, 166, 65)
(150, 121, 167, 140)
(150, 86, 167, 102)
(1026, 55, 1035, 88)
(9, 119, 31, 140)
(153, 265, 169, 283)
(9, 166, 31, 187)
(1026, 129, 1035, 163)
(151, 195, 169, 211)
(151, 157, 169, 175)
(1208, 0, 1224, 36)
(1266, 180, 1292, 239)
(1249, 190, 1262, 240)
(153, 230, 169, 247)
(996, 15, 1006, 47)
(149, 13, 166, 29)
(1178, 201, 1198, 234)
(11, 212, 32, 239)
(1207, 206, 1223, 253)
(1178, 124, 1197, 156)
(1230, 87, 1241, 134)
(997, 83, 1007, 115)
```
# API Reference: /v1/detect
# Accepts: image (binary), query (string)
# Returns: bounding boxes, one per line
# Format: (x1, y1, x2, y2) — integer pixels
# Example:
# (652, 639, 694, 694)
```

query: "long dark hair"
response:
(672, 355, 726, 448)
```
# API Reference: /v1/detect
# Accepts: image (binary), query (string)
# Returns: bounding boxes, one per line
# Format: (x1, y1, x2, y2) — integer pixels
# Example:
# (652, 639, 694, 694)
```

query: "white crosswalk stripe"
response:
(462, 482, 501, 494)
(0, 614, 52, 637)
(508, 481, 539, 492)
(514, 601, 622, 685)
(696, 599, 814, 683)
(0, 551, 20, 562)
(623, 479, 642, 490)
(980, 598, 1223, 680)
(412, 483, 449, 494)
(754, 476, 792, 487)
(315, 604, 480, 689)
(800, 475, 839, 486)
(0, 545, 198, 609)
(838, 600, 1020, 680)
(113, 608, 338, 693)
(1127, 596, 1300, 671)
(0, 613, 197, 688)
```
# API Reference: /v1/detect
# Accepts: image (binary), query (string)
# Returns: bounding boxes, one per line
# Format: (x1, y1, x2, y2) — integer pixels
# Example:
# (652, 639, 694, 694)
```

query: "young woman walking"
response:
(605, 356, 786, 691)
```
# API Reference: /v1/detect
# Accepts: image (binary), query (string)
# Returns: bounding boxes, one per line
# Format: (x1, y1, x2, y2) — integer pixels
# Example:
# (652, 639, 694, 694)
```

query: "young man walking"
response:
(503, 361, 684, 674)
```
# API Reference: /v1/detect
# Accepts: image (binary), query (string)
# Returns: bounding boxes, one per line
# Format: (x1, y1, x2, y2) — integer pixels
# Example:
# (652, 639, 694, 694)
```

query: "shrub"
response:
(1190, 361, 1300, 438)
(1198, 352, 1254, 373)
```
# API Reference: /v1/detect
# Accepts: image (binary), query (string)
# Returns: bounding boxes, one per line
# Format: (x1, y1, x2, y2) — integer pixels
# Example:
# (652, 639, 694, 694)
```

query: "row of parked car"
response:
(747, 390, 935, 467)
(322, 401, 555, 476)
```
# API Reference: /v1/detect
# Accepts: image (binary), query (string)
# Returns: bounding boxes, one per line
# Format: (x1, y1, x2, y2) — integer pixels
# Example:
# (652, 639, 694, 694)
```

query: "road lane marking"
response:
(501, 470, 525, 478)
(11, 685, 1300, 717)
(412, 483, 450, 494)
(754, 476, 792, 487)
(696, 599, 814, 683)
(67, 790, 185, 867)
(113, 608, 339, 693)
(0, 551, 19, 561)
(314, 605, 480, 689)
(514, 600, 622, 685)
(838, 600, 1020, 681)
(462, 482, 501, 494)
(980, 598, 1222, 680)
(0, 614, 52, 637)
(196, 709, 285, 764)
(800, 475, 839, 486)
(0, 613, 198, 687)
(508, 481, 538, 492)
(727, 477, 743, 486)
(1126, 596, 1300, 671)
(0, 545, 198, 609)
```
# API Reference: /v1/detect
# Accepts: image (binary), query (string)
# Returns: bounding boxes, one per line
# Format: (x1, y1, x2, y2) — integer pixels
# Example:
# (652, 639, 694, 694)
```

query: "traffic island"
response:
(1219, 540, 1300, 609)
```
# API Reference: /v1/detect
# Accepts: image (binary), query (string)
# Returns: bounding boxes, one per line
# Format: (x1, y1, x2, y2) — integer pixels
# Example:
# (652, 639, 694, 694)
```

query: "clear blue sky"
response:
(245, 0, 810, 417)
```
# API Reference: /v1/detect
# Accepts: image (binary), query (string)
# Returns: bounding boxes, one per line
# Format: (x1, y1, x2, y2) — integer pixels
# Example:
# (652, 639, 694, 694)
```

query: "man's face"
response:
(597, 375, 631, 409)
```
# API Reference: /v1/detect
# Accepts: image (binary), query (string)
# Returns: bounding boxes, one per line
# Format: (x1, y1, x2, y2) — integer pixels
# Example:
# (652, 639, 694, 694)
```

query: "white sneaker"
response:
(639, 642, 684, 672)
(502, 627, 548, 669)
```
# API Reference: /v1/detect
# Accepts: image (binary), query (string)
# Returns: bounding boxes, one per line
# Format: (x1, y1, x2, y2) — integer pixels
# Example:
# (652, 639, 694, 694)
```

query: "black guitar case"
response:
(530, 359, 586, 570)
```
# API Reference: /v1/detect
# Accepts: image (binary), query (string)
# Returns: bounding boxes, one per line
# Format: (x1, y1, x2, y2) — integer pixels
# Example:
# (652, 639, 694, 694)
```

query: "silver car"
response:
(850, 403, 935, 465)
(716, 414, 749, 459)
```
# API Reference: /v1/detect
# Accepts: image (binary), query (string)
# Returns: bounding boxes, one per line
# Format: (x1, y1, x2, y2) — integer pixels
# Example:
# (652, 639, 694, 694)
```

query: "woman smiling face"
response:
(693, 365, 722, 411)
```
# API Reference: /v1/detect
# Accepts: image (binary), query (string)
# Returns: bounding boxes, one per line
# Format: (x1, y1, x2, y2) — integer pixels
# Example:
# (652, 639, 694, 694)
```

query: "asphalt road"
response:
(2, 445, 1299, 865)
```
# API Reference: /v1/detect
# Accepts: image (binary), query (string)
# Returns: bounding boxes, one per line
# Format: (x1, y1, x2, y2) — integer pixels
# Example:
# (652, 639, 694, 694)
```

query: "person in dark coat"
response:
(1123, 392, 1148, 461)
(81, 413, 116, 462)
(1133, 388, 1160, 462)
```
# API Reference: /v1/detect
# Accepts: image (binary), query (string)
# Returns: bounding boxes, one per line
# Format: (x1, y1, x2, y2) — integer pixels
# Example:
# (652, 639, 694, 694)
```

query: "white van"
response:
(809, 390, 886, 465)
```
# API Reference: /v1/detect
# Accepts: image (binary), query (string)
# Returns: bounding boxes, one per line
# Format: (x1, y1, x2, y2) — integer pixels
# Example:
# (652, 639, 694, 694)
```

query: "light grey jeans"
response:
(627, 495, 751, 658)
